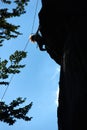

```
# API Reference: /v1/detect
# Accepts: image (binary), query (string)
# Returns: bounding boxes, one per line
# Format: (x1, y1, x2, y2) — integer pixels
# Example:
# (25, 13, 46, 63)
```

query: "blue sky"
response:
(0, 0, 60, 130)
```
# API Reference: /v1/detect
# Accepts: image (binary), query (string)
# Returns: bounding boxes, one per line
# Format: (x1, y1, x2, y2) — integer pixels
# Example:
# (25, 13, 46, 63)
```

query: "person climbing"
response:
(29, 28, 46, 51)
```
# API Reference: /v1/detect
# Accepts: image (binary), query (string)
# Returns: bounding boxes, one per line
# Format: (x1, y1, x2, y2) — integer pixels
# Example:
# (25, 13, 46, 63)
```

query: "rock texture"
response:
(37, 0, 87, 130)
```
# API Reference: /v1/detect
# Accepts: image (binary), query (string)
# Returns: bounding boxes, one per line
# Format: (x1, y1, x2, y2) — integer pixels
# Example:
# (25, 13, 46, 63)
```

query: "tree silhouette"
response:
(0, 97, 33, 125)
(0, 0, 33, 125)
(0, 0, 29, 45)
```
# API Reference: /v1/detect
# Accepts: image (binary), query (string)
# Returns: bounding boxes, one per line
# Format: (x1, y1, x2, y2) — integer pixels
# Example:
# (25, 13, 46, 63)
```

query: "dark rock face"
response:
(37, 0, 87, 130)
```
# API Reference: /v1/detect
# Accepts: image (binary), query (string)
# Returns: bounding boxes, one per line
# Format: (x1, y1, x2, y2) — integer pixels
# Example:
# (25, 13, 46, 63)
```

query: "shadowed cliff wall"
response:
(37, 0, 87, 130)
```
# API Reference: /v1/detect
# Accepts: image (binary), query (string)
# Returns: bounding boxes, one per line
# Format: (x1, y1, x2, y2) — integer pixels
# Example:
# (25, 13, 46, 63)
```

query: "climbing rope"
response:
(23, 0, 39, 51)
(0, 0, 39, 101)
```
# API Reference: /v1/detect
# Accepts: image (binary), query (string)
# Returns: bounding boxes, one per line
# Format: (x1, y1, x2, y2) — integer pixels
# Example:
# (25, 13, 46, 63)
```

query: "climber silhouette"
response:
(30, 29, 46, 51)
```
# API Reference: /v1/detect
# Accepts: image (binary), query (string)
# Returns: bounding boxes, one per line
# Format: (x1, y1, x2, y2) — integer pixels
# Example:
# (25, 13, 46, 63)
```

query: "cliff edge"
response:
(36, 0, 87, 130)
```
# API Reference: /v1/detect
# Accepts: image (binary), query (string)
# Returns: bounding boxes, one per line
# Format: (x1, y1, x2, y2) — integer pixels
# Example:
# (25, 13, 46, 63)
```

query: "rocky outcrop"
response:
(37, 0, 87, 130)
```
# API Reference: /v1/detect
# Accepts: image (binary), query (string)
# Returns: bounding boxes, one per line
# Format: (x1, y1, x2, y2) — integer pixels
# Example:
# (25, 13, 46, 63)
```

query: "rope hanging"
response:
(0, 0, 39, 101)
(23, 0, 39, 51)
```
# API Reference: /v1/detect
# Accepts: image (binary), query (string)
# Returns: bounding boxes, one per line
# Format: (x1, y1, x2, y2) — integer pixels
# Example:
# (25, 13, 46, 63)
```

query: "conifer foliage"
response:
(0, 0, 29, 44)
(0, 97, 33, 125)
(0, 0, 33, 125)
